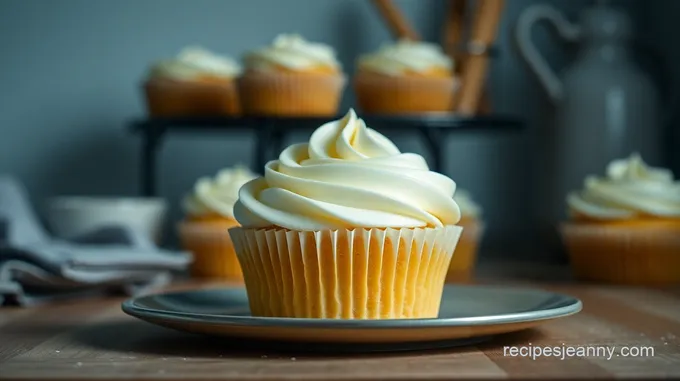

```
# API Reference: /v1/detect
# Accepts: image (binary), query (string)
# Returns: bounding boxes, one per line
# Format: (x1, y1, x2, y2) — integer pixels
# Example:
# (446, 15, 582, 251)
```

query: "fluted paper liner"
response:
(238, 71, 346, 116)
(561, 222, 680, 285)
(229, 226, 462, 319)
(179, 220, 243, 280)
(144, 78, 240, 117)
(354, 72, 459, 114)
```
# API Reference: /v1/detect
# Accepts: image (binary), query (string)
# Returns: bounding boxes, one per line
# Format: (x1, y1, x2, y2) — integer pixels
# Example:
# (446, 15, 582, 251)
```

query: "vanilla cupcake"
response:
(144, 47, 242, 116)
(178, 165, 257, 280)
(229, 109, 463, 319)
(561, 153, 680, 284)
(238, 34, 346, 116)
(446, 189, 484, 283)
(354, 40, 457, 114)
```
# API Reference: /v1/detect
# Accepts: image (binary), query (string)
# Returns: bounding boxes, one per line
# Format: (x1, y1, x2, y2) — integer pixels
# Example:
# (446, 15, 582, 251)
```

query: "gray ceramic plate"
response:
(122, 285, 581, 348)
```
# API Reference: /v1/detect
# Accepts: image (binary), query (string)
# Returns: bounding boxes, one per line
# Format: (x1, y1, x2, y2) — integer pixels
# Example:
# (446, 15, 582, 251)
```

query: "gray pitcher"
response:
(516, 3, 662, 238)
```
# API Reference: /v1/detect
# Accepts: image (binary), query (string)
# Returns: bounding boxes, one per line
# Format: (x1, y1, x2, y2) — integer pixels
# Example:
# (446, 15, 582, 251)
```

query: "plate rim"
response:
(122, 285, 582, 329)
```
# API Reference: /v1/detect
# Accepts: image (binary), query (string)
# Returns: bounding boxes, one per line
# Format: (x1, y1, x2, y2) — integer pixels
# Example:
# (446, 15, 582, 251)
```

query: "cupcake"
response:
(446, 189, 484, 283)
(229, 109, 463, 319)
(561, 153, 680, 285)
(144, 47, 242, 117)
(178, 165, 258, 280)
(238, 34, 346, 116)
(354, 40, 457, 114)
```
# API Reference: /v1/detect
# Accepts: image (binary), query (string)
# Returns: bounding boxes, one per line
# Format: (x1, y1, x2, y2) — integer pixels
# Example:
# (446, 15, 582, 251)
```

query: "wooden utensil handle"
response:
(371, 0, 420, 40)
(443, 0, 467, 63)
(456, 0, 505, 114)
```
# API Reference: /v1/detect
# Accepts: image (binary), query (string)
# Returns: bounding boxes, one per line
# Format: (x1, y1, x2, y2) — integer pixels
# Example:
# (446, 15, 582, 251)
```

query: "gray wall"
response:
(0, 0, 670, 261)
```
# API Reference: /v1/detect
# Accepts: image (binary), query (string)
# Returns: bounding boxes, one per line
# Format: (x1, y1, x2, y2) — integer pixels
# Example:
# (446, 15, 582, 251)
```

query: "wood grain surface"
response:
(1, 264, 679, 380)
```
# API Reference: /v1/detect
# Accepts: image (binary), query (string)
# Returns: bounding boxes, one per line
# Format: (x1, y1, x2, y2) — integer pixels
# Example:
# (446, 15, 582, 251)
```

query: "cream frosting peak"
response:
(607, 153, 674, 182)
(183, 165, 258, 218)
(358, 39, 453, 76)
(244, 33, 340, 72)
(149, 46, 242, 80)
(567, 153, 680, 219)
(234, 109, 461, 230)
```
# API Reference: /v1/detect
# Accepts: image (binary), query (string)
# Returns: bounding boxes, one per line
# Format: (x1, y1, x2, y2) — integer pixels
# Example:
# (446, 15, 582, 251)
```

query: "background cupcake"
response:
(561, 153, 680, 285)
(447, 189, 485, 283)
(238, 34, 346, 116)
(178, 165, 257, 280)
(229, 109, 463, 319)
(144, 47, 242, 117)
(354, 39, 457, 114)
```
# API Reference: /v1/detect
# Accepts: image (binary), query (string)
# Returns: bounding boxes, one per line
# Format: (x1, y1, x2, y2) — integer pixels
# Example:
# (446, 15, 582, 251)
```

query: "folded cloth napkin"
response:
(0, 176, 191, 306)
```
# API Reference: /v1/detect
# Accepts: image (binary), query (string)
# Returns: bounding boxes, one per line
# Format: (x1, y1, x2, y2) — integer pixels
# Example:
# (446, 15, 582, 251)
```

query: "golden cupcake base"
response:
(561, 222, 680, 285)
(353, 72, 458, 114)
(144, 78, 240, 117)
(446, 219, 484, 283)
(229, 226, 463, 319)
(178, 219, 243, 280)
(238, 71, 346, 117)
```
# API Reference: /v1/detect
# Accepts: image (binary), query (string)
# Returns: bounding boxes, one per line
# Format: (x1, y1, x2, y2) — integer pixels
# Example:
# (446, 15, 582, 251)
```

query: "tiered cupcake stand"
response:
(129, 114, 522, 196)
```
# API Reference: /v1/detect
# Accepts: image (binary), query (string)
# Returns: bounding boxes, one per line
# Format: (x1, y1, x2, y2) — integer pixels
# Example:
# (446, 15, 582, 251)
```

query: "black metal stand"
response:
(130, 114, 522, 197)
(140, 125, 165, 197)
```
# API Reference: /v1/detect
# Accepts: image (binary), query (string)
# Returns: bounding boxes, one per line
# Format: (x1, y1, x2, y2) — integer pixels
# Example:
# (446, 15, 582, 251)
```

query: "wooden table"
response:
(1, 265, 680, 380)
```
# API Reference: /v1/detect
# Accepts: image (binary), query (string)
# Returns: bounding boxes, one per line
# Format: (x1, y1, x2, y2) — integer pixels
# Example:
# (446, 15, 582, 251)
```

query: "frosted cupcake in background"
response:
(238, 34, 346, 116)
(446, 189, 485, 283)
(144, 47, 242, 116)
(228, 109, 463, 319)
(561, 153, 680, 284)
(354, 40, 457, 114)
(178, 165, 257, 280)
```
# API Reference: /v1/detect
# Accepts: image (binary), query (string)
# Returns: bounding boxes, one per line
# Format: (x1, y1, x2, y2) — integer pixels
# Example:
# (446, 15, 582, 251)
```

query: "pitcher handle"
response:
(515, 4, 581, 103)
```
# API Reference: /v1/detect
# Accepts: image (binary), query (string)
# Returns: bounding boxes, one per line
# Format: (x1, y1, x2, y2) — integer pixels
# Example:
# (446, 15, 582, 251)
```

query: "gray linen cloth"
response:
(0, 176, 191, 306)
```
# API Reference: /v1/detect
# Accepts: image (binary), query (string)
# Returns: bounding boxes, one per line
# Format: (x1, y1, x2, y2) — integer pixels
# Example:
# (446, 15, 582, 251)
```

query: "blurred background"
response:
(0, 0, 677, 264)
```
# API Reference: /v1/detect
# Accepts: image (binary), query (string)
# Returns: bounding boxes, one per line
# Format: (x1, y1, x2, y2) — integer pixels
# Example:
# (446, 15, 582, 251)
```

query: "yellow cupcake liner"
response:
(561, 222, 680, 285)
(229, 225, 462, 319)
(446, 220, 484, 283)
(178, 220, 243, 281)
(353, 72, 459, 115)
(237, 71, 346, 116)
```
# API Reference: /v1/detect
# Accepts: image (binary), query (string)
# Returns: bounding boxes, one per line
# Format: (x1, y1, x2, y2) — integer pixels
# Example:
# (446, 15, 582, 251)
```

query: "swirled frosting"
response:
(243, 34, 340, 72)
(149, 46, 242, 80)
(454, 189, 482, 219)
(567, 153, 680, 220)
(358, 40, 453, 76)
(183, 165, 258, 219)
(233, 109, 461, 230)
